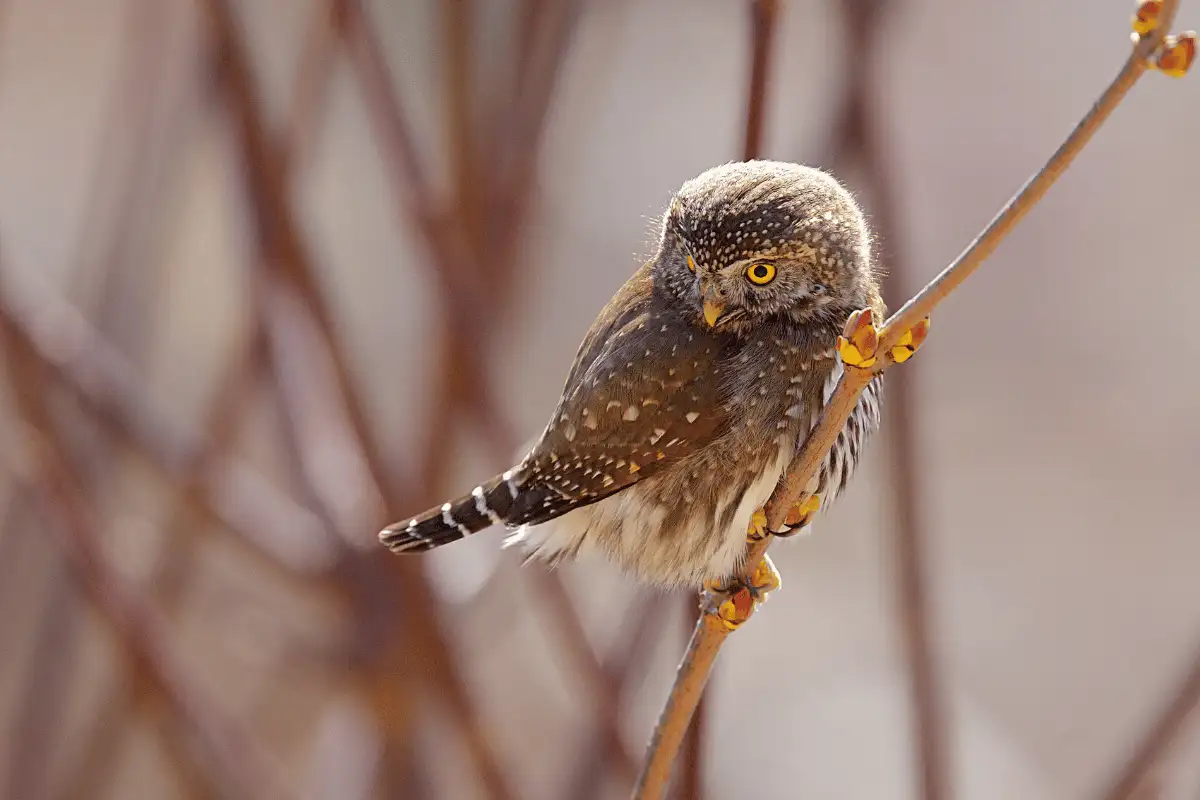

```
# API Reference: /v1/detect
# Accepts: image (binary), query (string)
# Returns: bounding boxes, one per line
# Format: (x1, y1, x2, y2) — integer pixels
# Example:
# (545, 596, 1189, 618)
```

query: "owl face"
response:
(653, 160, 876, 334)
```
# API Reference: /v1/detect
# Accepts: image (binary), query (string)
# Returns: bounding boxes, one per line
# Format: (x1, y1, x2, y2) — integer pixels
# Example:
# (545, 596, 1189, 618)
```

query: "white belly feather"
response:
(504, 446, 791, 588)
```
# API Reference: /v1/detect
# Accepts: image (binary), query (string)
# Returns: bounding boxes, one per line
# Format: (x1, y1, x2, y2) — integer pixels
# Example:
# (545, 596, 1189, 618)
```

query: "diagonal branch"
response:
(632, 3, 1188, 796)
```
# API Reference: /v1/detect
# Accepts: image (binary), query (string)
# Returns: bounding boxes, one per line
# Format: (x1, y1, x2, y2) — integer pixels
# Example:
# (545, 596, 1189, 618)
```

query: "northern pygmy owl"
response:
(380, 160, 884, 589)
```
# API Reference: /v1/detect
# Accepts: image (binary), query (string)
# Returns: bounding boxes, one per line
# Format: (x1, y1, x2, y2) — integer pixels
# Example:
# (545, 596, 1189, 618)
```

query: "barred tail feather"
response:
(378, 470, 520, 554)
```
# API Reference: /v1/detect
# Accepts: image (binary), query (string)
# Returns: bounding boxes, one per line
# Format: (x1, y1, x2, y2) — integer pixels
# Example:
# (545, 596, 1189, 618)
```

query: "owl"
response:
(380, 160, 884, 589)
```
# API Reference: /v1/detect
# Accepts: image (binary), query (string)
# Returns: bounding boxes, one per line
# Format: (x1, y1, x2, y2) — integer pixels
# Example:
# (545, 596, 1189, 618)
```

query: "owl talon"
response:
(774, 493, 821, 538)
(746, 508, 769, 542)
(889, 316, 930, 364)
(705, 555, 781, 631)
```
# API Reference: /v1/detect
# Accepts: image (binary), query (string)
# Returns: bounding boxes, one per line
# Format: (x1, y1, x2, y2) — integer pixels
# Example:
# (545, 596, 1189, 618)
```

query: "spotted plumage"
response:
(380, 160, 884, 589)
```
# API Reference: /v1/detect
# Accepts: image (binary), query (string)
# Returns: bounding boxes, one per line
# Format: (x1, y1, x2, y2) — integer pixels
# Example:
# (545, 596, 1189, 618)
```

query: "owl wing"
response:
(505, 265, 731, 527)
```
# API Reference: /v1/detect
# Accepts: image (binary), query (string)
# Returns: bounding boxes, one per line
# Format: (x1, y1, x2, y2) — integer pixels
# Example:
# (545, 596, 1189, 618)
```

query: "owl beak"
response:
(702, 299, 725, 328)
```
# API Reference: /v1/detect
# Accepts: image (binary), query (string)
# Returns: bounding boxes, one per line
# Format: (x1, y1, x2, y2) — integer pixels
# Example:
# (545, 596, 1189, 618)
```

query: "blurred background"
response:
(0, 1, 1198, 798)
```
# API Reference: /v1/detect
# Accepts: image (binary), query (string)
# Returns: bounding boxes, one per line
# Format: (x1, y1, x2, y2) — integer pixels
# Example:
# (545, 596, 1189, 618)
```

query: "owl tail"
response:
(378, 470, 521, 554)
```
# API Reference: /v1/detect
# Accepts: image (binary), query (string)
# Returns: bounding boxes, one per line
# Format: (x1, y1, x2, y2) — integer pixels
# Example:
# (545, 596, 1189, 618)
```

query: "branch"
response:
(632, 4, 1190, 796)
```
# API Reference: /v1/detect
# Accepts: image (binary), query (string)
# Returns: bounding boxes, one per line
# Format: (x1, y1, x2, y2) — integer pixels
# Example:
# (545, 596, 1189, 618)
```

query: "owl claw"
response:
(773, 493, 821, 538)
(704, 555, 781, 631)
(745, 508, 769, 542)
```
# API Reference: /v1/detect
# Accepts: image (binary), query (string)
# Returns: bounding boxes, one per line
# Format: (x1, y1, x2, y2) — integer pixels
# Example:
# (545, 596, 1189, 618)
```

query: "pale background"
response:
(0, 1, 1198, 799)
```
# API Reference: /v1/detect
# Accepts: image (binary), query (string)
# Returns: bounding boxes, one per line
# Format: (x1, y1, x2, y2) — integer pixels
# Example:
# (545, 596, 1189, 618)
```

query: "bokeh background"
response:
(1, 1, 1198, 798)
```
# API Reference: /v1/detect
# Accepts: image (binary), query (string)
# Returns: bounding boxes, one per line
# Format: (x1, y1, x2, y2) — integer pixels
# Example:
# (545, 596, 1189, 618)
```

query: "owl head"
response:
(654, 160, 879, 334)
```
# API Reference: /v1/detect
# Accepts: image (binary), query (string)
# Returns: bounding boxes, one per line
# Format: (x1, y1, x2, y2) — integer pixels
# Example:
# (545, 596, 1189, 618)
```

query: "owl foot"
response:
(773, 493, 821, 538)
(838, 310, 930, 369)
(703, 555, 781, 631)
(745, 508, 770, 542)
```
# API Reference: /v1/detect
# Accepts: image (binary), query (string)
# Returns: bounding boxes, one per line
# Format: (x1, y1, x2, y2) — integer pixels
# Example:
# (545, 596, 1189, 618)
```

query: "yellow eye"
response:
(686, 255, 696, 273)
(746, 263, 776, 285)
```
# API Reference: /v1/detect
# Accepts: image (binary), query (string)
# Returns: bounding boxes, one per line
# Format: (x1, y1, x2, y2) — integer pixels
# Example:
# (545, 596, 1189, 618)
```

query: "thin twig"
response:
(633, 4, 1184, 795)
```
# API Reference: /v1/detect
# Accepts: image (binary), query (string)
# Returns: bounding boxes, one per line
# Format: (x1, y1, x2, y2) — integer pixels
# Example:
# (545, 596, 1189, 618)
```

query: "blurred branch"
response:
(566, 596, 673, 800)
(0, 273, 338, 578)
(530, 572, 641, 783)
(1100, 641, 1200, 800)
(0, 273, 292, 800)
(3, 563, 79, 800)
(284, 0, 341, 169)
(633, 4, 1188, 796)
(741, 0, 779, 161)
